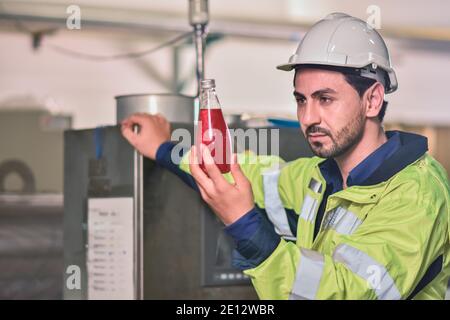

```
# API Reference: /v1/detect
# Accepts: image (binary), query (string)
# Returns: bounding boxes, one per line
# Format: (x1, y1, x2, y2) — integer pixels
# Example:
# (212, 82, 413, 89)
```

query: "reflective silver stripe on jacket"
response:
(262, 169, 295, 240)
(289, 248, 325, 300)
(299, 178, 322, 223)
(322, 207, 363, 235)
(299, 195, 319, 223)
(333, 244, 402, 300)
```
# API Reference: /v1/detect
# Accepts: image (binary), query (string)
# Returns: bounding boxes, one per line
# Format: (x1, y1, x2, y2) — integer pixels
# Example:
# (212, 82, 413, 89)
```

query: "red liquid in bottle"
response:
(197, 108, 231, 173)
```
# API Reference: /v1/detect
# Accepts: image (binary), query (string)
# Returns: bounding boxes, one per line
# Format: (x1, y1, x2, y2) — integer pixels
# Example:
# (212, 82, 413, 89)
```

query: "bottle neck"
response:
(200, 87, 221, 110)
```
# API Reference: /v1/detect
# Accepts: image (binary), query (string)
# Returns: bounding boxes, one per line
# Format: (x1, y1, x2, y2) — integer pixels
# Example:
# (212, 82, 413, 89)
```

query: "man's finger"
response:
(189, 146, 215, 194)
(197, 183, 212, 203)
(201, 145, 228, 189)
(121, 123, 137, 146)
(122, 114, 144, 124)
(121, 119, 131, 126)
(123, 113, 151, 126)
(230, 154, 250, 188)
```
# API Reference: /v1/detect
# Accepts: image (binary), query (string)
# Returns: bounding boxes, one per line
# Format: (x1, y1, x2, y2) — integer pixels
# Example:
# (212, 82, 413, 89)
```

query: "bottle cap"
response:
(200, 79, 215, 89)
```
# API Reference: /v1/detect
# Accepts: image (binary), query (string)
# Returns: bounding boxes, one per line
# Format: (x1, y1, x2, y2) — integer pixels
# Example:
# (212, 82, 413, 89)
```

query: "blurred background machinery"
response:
(0, 99, 70, 299)
(0, 194, 62, 299)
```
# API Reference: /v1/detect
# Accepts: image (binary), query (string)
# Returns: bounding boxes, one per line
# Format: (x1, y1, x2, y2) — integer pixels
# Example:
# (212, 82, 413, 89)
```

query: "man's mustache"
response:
(306, 126, 331, 136)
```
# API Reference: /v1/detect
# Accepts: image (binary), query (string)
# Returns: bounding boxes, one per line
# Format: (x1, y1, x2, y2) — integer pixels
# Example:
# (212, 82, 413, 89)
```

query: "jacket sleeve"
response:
(176, 145, 285, 207)
(155, 141, 199, 190)
(243, 179, 448, 300)
(174, 144, 292, 268)
(157, 141, 287, 244)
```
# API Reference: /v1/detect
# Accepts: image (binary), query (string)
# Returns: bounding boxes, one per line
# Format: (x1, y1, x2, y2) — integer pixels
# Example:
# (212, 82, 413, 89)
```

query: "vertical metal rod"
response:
(194, 24, 205, 97)
(189, 0, 208, 97)
(172, 46, 180, 93)
(138, 151, 143, 299)
(133, 126, 144, 300)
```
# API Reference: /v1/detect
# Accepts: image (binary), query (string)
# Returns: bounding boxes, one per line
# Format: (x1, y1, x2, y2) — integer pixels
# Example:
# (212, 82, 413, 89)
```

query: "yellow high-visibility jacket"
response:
(172, 131, 450, 299)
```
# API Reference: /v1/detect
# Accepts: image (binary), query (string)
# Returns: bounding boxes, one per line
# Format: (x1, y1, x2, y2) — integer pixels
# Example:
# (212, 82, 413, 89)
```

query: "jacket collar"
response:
(318, 130, 428, 187)
(360, 130, 428, 186)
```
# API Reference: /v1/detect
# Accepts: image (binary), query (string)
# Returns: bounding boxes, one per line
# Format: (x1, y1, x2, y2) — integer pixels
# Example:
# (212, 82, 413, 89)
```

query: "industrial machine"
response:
(63, 104, 312, 299)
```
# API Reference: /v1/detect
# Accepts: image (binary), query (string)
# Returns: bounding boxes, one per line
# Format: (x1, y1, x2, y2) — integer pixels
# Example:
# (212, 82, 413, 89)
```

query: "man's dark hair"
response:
(343, 73, 388, 122)
(294, 65, 388, 122)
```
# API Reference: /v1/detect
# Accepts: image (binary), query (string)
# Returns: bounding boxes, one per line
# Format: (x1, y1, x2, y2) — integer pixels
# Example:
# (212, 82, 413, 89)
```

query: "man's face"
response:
(294, 68, 366, 158)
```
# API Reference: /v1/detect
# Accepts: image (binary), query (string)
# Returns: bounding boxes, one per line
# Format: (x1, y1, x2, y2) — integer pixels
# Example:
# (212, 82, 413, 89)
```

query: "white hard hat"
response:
(277, 12, 398, 93)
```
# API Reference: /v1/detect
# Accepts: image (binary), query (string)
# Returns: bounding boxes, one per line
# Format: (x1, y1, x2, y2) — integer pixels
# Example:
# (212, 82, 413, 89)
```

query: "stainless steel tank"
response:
(115, 94, 196, 124)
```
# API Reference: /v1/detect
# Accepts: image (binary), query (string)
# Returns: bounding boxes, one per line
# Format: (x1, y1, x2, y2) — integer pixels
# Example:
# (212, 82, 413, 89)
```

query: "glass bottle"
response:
(197, 79, 232, 173)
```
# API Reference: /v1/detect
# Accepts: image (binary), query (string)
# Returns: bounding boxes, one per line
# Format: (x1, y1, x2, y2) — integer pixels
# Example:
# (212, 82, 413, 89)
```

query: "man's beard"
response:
(306, 109, 365, 159)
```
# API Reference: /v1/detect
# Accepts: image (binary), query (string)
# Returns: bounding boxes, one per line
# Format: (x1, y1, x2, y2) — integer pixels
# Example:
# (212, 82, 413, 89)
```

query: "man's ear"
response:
(364, 82, 385, 119)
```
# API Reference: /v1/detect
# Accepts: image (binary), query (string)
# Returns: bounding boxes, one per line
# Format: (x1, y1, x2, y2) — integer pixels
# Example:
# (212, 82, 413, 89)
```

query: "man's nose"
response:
(299, 103, 321, 129)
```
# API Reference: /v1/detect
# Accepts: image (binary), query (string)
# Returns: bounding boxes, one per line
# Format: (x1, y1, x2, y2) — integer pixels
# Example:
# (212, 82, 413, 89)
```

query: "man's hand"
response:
(189, 144, 254, 225)
(121, 113, 171, 160)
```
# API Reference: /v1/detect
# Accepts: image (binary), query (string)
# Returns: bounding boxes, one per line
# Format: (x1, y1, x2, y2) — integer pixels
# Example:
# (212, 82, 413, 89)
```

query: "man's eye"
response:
(320, 96, 332, 104)
(296, 97, 306, 104)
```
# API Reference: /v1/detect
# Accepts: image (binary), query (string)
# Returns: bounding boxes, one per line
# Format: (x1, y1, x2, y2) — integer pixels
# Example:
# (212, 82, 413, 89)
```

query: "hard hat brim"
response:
(276, 63, 296, 71)
(276, 61, 398, 94)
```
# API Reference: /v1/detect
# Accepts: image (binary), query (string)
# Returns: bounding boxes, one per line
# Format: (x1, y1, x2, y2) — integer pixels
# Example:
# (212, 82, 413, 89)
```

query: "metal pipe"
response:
(1, 1, 449, 43)
(189, 0, 209, 97)
(193, 24, 205, 97)
(0, 12, 301, 42)
(133, 125, 143, 300)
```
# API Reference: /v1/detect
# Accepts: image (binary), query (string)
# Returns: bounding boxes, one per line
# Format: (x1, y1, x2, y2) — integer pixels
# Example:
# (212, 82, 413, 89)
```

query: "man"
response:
(122, 13, 450, 299)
